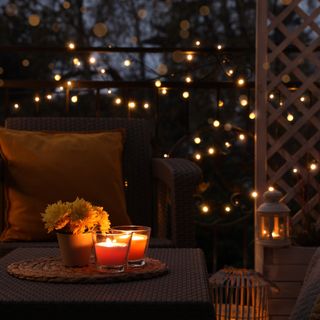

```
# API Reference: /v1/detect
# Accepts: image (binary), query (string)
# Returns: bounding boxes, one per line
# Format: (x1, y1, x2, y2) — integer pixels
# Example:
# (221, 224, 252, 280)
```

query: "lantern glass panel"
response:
(259, 214, 289, 240)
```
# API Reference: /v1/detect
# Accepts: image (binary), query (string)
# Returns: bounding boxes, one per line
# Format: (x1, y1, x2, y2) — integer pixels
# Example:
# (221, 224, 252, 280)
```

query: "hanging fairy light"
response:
(67, 42, 75, 50)
(155, 80, 162, 87)
(34, 96, 40, 102)
(208, 147, 215, 155)
(89, 56, 96, 64)
(143, 103, 150, 109)
(185, 76, 192, 83)
(114, 98, 122, 105)
(287, 113, 294, 122)
(182, 91, 190, 99)
(123, 59, 131, 67)
(217, 44, 223, 50)
(194, 137, 201, 144)
(213, 120, 220, 128)
(201, 204, 210, 214)
(186, 54, 193, 61)
(249, 112, 256, 119)
(224, 205, 231, 213)
(161, 88, 168, 95)
(236, 77, 246, 87)
(54, 74, 61, 81)
(71, 95, 78, 103)
(46, 94, 52, 100)
(13, 103, 20, 110)
(128, 101, 136, 109)
(194, 153, 202, 160)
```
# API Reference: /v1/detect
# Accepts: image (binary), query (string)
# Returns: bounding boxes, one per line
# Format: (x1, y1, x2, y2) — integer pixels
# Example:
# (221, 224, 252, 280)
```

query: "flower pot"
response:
(57, 232, 93, 267)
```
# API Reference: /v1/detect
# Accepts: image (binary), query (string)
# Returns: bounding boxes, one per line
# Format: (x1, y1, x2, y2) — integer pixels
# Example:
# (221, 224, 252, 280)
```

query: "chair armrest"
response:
(152, 158, 202, 248)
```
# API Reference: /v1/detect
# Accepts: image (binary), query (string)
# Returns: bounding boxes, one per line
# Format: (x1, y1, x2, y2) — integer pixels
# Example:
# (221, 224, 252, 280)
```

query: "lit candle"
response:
(95, 238, 129, 266)
(129, 233, 148, 261)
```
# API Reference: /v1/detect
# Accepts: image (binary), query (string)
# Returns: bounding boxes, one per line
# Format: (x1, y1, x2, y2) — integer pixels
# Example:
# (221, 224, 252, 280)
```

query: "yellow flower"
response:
(41, 197, 111, 235)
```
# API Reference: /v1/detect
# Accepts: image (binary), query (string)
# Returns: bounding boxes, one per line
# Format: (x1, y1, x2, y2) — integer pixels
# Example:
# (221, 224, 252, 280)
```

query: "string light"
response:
(13, 103, 19, 109)
(218, 100, 224, 107)
(225, 142, 231, 148)
(89, 56, 96, 64)
(195, 40, 201, 46)
(114, 97, 122, 105)
(251, 191, 258, 198)
(194, 137, 201, 144)
(73, 57, 81, 66)
(161, 88, 168, 95)
(287, 113, 294, 122)
(213, 120, 220, 127)
(186, 54, 193, 61)
(163, 154, 169, 158)
(269, 93, 275, 99)
(238, 133, 246, 141)
(182, 91, 189, 99)
(123, 59, 131, 67)
(143, 103, 150, 109)
(201, 204, 210, 214)
(67, 42, 75, 50)
(185, 76, 192, 83)
(268, 186, 274, 191)
(54, 74, 61, 81)
(300, 96, 305, 102)
(208, 147, 215, 155)
(224, 205, 231, 213)
(67, 81, 72, 87)
(155, 80, 161, 87)
(217, 44, 223, 50)
(239, 95, 248, 106)
(226, 69, 234, 76)
(194, 153, 202, 160)
(249, 112, 256, 119)
(34, 96, 40, 102)
(292, 168, 299, 174)
(100, 68, 106, 74)
(71, 95, 78, 103)
(236, 77, 246, 87)
(128, 101, 136, 109)
(46, 94, 52, 100)
(310, 163, 317, 171)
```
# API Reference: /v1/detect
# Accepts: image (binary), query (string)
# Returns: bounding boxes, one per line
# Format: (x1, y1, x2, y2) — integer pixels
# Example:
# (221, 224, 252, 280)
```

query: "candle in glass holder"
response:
(111, 225, 151, 267)
(94, 232, 132, 272)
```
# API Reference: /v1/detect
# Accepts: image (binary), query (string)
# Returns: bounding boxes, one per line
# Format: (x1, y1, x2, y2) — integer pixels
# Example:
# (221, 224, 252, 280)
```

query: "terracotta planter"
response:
(57, 232, 93, 267)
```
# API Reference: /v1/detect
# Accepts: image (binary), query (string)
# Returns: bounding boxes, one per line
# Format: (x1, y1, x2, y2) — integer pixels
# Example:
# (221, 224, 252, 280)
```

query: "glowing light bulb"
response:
(201, 205, 209, 213)
(292, 168, 299, 174)
(268, 186, 274, 191)
(213, 120, 220, 127)
(34, 96, 40, 102)
(161, 88, 167, 95)
(73, 57, 81, 66)
(217, 44, 223, 50)
(13, 103, 19, 109)
(123, 59, 131, 67)
(143, 103, 150, 109)
(208, 147, 215, 155)
(67, 81, 72, 87)
(185, 76, 192, 83)
(163, 154, 169, 158)
(226, 69, 234, 76)
(239, 133, 246, 141)
(225, 142, 231, 148)
(182, 91, 189, 99)
(186, 54, 193, 61)
(128, 101, 136, 109)
(237, 77, 245, 87)
(54, 74, 61, 81)
(114, 98, 122, 105)
(287, 113, 294, 122)
(71, 95, 78, 103)
(249, 112, 256, 119)
(100, 68, 106, 74)
(194, 153, 201, 160)
(217, 100, 224, 108)
(224, 205, 231, 213)
(67, 42, 75, 50)
(195, 40, 201, 46)
(89, 56, 96, 64)
(155, 80, 161, 87)
(310, 163, 317, 171)
(194, 137, 201, 144)
(46, 94, 52, 100)
(251, 191, 258, 198)
(300, 96, 305, 102)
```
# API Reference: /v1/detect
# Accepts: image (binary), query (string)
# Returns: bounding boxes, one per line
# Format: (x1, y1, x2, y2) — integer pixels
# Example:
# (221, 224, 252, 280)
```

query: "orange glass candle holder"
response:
(111, 225, 151, 267)
(93, 231, 132, 273)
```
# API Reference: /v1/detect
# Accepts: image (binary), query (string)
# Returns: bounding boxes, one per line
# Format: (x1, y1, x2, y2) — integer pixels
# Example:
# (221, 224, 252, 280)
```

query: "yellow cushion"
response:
(0, 127, 131, 241)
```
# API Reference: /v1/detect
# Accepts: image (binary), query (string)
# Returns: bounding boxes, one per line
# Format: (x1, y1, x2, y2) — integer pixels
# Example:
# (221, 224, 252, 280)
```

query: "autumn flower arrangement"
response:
(41, 197, 111, 235)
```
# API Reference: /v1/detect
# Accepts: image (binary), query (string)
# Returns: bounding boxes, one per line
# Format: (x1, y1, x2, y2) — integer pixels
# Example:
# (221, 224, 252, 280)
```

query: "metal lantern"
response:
(256, 189, 291, 247)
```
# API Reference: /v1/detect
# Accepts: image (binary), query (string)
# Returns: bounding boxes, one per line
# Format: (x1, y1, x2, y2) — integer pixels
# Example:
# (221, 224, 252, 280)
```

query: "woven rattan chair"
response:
(0, 117, 202, 256)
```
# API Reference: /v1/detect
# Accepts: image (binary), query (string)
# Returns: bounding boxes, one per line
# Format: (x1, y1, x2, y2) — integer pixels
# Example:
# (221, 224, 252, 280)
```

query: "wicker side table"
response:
(0, 247, 214, 320)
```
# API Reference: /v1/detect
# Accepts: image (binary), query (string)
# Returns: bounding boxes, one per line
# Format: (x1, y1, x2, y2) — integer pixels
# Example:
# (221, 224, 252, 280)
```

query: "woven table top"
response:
(0, 247, 214, 319)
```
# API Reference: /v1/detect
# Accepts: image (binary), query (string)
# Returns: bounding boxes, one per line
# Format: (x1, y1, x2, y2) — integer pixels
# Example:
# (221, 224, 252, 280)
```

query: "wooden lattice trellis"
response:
(255, 0, 320, 249)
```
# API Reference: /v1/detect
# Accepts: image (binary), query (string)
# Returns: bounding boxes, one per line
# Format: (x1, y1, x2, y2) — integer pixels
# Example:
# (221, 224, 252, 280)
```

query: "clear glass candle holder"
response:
(111, 225, 151, 267)
(93, 231, 132, 273)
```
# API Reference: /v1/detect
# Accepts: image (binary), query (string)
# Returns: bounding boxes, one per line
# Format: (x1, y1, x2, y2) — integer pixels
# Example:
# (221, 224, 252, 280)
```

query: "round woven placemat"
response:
(7, 256, 169, 283)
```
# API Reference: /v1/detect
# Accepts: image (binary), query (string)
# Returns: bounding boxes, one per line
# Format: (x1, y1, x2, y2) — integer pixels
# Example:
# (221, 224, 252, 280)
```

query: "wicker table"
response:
(0, 247, 214, 320)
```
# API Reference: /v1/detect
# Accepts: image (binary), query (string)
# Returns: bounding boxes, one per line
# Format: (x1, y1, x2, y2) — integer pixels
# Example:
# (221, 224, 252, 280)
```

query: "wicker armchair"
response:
(0, 117, 202, 256)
